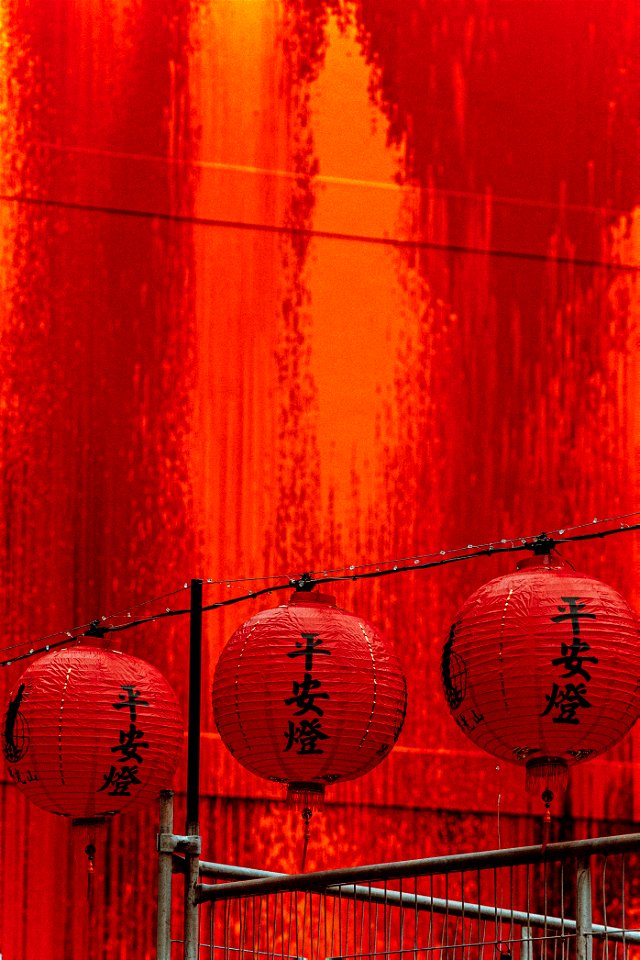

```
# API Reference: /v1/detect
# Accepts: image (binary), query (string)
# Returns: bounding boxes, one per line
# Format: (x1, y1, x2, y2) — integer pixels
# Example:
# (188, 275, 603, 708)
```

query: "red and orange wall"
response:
(0, 2, 639, 957)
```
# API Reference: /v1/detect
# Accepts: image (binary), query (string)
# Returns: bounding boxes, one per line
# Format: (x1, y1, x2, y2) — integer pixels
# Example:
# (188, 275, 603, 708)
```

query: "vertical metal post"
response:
(520, 926, 533, 960)
(187, 578, 203, 829)
(184, 578, 203, 960)
(184, 838, 200, 960)
(157, 790, 174, 960)
(576, 857, 593, 960)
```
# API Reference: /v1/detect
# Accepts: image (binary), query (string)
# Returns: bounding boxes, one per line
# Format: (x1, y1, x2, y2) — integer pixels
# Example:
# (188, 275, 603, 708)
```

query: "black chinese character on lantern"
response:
(441, 623, 467, 711)
(98, 684, 150, 796)
(110, 724, 149, 763)
(551, 640, 598, 682)
(283, 719, 330, 754)
(551, 597, 596, 635)
(283, 633, 331, 754)
(112, 685, 149, 722)
(541, 682, 592, 724)
(287, 632, 332, 671)
(284, 672, 329, 716)
(542, 597, 598, 724)
(456, 708, 484, 733)
(97, 765, 142, 795)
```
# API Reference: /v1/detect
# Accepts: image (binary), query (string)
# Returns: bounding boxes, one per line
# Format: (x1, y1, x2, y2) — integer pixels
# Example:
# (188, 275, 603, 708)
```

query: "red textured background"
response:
(0, 1, 639, 957)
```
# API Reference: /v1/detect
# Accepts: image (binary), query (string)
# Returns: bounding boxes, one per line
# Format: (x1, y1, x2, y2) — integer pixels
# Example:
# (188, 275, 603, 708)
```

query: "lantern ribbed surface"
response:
(441, 554, 640, 783)
(3, 644, 184, 818)
(213, 590, 407, 801)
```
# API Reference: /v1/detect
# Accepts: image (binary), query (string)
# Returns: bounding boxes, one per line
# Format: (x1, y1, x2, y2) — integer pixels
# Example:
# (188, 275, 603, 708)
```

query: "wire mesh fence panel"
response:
(160, 831, 640, 960)
(591, 852, 640, 960)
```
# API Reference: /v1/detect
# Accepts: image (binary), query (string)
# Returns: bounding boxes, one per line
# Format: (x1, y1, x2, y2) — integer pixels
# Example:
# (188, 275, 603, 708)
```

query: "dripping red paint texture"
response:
(0, 0, 195, 957)
(0, 1, 639, 957)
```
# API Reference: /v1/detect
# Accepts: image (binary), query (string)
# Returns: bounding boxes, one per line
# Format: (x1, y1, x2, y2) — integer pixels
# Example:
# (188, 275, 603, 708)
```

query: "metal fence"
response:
(156, 793, 640, 960)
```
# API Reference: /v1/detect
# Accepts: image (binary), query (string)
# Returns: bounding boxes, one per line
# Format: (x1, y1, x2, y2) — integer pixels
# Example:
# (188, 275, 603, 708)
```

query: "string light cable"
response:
(0, 584, 190, 663)
(1, 511, 639, 669)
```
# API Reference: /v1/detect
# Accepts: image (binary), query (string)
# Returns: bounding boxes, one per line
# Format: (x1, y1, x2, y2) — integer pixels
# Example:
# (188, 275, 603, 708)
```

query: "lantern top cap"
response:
(74, 621, 120, 650)
(516, 553, 566, 571)
(530, 532, 557, 554)
(73, 634, 120, 652)
(289, 589, 337, 607)
(516, 533, 565, 570)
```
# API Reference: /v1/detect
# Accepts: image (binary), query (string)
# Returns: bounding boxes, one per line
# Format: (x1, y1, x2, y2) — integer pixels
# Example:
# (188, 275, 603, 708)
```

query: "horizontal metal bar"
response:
(196, 832, 640, 901)
(200, 861, 280, 880)
(190, 948, 305, 960)
(196, 860, 640, 942)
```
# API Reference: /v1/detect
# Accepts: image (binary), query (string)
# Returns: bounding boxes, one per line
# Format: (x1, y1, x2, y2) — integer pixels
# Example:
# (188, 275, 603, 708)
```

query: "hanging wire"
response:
(1, 189, 639, 273)
(1, 512, 639, 668)
(304, 509, 640, 576)
(0, 583, 190, 660)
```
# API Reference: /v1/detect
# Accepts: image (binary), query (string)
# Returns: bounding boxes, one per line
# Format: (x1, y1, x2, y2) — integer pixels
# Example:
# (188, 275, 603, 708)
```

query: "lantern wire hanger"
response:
(72, 819, 104, 902)
(300, 806, 313, 872)
(518, 534, 574, 835)
(1, 510, 639, 668)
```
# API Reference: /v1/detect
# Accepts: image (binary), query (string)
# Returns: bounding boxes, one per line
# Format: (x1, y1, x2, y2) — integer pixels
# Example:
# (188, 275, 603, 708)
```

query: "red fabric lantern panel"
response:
(213, 590, 407, 805)
(2, 644, 184, 819)
(441, 554, 640, 798)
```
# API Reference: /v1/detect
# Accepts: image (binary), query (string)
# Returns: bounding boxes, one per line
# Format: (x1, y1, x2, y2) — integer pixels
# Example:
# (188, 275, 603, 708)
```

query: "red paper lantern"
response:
(2, 643, 184, 819)
(441, 552, 640, 805)
(213, 589, 407, 807)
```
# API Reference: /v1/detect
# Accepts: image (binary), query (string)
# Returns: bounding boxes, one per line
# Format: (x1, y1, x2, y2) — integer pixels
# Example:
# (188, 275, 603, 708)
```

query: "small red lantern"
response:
(213, 589, 407, 807)
(441, 551, 640, 810)
(3, 643, 184, 819)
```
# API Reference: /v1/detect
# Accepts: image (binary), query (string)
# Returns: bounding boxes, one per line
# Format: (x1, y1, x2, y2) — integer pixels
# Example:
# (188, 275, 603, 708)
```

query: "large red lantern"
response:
(2, 642, 184, 819)
(213, 589, 407, 808)
(441, 551, 640, 810)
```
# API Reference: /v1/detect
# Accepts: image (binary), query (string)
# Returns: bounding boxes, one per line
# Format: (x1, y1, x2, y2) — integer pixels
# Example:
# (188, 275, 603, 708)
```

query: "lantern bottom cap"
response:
(525, 757, 569, 796)
(286, 782, 326, 811)
(71, 815, 112, 826)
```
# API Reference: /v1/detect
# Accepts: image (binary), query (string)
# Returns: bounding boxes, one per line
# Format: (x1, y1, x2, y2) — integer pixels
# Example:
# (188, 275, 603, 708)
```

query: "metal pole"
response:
(184, 843, 200, 960)
(187, 578, 203, 829)
(184, 578, 203, 960)
(157, 790, 174, 960)
(576, 856, 593, 960)
(520, 926, 533, 960)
